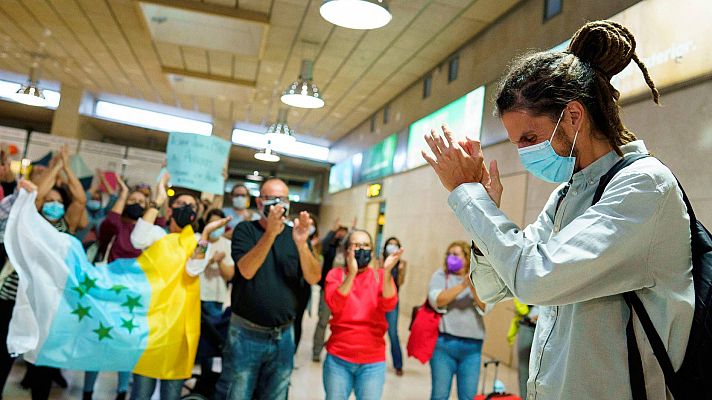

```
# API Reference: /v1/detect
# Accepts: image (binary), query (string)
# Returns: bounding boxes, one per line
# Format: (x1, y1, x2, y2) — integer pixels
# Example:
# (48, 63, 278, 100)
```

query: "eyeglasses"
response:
(350, 242, 371, 250)
(262, 196, 290, 205)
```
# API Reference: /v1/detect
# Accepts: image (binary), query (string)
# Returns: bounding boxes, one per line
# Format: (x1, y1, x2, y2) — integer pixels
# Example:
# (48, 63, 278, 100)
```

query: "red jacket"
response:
(325, 267, 398, 364)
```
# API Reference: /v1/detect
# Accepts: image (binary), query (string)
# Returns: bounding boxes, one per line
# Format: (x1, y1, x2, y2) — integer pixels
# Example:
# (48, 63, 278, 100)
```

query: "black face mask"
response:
(172, 205, 197, 228)
(123, 203, 145, 221)
(354, 249, 371, 269)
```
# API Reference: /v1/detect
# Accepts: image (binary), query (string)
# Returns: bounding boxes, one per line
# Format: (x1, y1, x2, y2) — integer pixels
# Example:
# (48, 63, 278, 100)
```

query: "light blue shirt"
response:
(448, 141, 693, 400)
(222, 207, 260, 230)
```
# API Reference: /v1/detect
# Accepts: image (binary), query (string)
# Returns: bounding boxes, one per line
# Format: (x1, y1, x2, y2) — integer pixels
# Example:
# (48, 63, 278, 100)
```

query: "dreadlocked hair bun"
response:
(568, 20, 660, 104)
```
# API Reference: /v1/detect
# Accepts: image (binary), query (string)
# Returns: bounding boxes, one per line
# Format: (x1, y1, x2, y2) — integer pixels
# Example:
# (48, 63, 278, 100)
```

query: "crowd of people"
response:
(0, 18, 701, 400)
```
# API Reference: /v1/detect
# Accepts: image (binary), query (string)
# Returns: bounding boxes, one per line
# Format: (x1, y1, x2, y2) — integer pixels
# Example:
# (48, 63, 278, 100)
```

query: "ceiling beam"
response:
(162, 66, 257, 88)
(138, 0, 270, 25)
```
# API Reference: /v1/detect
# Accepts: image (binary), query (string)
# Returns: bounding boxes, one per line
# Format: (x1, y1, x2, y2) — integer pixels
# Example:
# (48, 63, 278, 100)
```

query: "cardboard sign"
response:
(166, 132, 231, 194)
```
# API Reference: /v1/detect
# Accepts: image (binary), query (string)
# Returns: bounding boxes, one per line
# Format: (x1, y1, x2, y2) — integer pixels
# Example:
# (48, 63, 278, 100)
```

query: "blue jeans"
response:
(429, 334, 483, 400)
(323, 354, 386, 400)
(385, 302, 403, 370)
(198, 301, 224, 373)
(84, 371, 130, 394)
(215, 316, 295, 400)
(130, 374, 183, 400)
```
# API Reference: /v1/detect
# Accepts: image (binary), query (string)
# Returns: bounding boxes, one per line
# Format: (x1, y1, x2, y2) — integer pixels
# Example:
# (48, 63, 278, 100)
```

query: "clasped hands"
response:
(421, 124, 503, 208)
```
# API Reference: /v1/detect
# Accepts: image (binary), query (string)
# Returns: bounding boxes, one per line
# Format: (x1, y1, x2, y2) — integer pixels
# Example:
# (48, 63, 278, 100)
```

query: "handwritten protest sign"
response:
(166, 132, 231, 194)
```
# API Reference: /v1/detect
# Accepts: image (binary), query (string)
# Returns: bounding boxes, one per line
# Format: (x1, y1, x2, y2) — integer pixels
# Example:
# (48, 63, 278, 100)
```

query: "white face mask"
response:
(232, 196, 248, 210)
(385, 243, 400, 256)
(308, 225, 316, 236)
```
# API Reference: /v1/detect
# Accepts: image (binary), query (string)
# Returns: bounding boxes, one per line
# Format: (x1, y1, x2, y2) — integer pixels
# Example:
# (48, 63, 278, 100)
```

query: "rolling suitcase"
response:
(473, 359, 522, 400)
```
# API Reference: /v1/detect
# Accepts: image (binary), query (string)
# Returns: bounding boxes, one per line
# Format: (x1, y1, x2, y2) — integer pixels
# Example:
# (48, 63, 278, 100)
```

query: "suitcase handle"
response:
(479, 359, 501, 395)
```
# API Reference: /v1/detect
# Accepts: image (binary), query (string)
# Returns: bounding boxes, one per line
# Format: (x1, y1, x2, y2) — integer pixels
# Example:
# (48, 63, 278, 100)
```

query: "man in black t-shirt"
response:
(215, 178, 321, 400)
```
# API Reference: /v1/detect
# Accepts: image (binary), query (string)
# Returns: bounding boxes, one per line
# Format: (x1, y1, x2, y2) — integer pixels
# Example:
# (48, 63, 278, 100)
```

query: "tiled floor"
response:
(2, 301, 519, 399)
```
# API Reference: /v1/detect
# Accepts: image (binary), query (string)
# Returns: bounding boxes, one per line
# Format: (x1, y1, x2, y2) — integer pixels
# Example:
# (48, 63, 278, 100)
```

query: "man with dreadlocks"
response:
(423, 20, 693, 400)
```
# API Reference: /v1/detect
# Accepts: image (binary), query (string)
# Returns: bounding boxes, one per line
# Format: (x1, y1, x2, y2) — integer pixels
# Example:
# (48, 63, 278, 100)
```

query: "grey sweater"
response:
(428, 269, 487, 340)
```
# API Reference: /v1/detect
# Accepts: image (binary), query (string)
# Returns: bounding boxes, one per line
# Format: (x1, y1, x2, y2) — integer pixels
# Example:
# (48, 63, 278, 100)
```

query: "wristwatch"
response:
(148, 201, 158, 210)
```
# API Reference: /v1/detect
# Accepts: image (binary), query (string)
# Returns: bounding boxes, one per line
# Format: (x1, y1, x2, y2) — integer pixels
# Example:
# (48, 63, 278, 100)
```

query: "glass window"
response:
(423, 74, 432, 99)
(448, 55, 459, 83)
(544, 0, 563, 21)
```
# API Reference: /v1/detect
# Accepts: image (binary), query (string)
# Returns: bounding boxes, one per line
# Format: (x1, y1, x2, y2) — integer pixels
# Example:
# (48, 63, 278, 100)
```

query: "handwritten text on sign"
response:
(166, 132, 231, 194)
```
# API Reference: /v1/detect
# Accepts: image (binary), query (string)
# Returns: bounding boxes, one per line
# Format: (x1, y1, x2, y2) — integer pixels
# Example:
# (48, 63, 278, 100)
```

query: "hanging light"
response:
(281, 60, 324, 109)
(266, 107, 297, 143)
(254, 141, 280, 163)
(10, 64, 48, 107)
(320, 0, 392, 30)
(246, 170, 264, 181)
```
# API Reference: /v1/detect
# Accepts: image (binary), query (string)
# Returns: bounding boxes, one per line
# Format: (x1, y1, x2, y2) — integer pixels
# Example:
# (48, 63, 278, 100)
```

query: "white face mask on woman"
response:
(232, 196, 248, 210)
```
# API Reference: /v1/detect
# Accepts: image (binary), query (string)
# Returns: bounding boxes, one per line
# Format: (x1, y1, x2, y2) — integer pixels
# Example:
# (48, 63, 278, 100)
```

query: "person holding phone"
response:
(215, 178, 321, 400)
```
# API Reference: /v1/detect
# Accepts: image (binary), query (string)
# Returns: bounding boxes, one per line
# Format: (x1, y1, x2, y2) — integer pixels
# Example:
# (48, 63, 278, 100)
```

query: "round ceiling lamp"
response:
(281, 60, 324, 109)
(320, 0, 392, 30)
(10, 63, 48, 107)
(254, 144, 280, 163)
(10, 83, 47, 107)
(266, 108, 297, 143)
(246, 170, 264, 181)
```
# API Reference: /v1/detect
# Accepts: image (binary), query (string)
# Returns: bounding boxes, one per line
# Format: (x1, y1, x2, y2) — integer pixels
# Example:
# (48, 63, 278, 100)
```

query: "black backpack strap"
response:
(593, 153, 686, 399)
(624, 299, 648, 400)
(623, 292, 680, 397)
(591, 153, 650, 204)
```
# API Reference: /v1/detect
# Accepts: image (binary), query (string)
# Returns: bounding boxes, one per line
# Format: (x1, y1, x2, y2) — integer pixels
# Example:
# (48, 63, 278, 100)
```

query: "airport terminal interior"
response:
(0, 0, 709, 399)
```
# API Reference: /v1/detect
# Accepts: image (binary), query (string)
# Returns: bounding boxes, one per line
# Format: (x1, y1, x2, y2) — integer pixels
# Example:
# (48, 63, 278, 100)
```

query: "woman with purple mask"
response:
(427, 241, 490, 400)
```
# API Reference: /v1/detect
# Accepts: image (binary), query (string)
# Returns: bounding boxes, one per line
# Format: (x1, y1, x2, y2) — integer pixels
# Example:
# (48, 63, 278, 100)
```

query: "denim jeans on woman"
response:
(84, 370, 130, 395)
(129, 374, 183, 400)
(323, 353, 386, 400)
(429, 333, 483, 400)
(385, 302, 403, 370)
(214, 316, 295, 400)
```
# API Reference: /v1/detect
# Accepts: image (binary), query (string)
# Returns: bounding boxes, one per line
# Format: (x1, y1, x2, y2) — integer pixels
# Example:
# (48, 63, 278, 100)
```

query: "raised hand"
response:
(482, 159, 503, 208)
(265, 204, 286, 238)
(213, 251, 226, 264)
(155, 172, 170, 208)
(204, 216, 231, 237)
(292, 211, 313, 244)
(382, 248, 404, 272)
(117, 174, 129, 196)
(422, 124, 484, 192)
(345, 247, 358, 276)
(19, 179, 38, 193)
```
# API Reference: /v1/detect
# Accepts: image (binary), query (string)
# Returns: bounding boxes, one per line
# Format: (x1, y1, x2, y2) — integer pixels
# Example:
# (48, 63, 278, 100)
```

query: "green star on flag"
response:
(80, 275, 97, 292)
(121, 317, 138, 334)
(70, 303, 92, 321)
(110, 284, 128, 295)
(122, 295, 143, 313)
(72, 285, 87, 298)
(93, 323, 113, 341)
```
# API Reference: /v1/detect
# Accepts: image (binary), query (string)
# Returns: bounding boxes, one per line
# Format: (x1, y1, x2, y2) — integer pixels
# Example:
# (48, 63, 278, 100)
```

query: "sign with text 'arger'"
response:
(166, 132, 231, 194)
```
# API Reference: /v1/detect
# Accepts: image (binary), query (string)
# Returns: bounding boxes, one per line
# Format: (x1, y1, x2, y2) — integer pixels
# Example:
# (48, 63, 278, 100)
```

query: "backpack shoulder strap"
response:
(593, 153, 687, 398)
(592, 153, 650, 205)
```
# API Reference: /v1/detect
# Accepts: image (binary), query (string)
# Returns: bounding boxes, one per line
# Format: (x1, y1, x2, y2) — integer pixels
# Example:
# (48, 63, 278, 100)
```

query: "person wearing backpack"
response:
(422, 20, 695, 400)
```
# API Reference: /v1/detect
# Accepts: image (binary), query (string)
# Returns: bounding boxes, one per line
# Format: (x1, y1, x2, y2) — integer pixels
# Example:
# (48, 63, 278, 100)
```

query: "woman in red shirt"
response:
(324, 229, 403, 400)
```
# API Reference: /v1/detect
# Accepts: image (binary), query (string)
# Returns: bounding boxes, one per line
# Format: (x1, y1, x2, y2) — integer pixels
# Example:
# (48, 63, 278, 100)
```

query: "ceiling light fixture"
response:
(246, 170, 264, 181)
(281, 59, 324, 109)
(254, 141, 280, 163)
(10, 62, 48, 107)
(266, 108, 297, 143)
(320, 0, 392, 30)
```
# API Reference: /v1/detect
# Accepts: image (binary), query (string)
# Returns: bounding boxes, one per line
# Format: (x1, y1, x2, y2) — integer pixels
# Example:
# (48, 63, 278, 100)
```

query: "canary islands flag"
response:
(4, 190, 200, 379)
